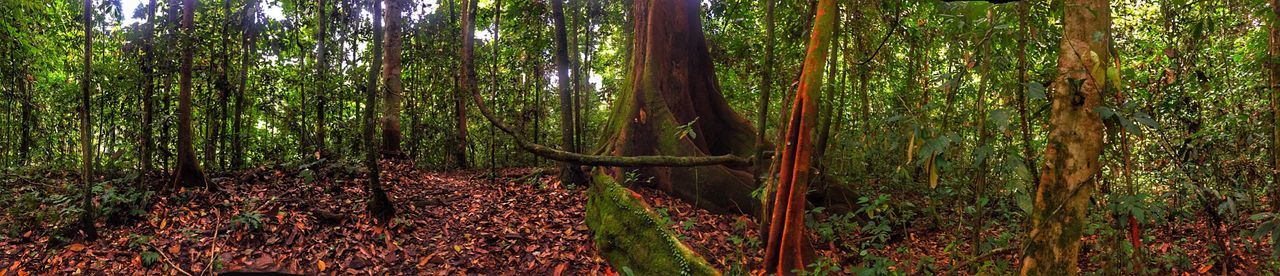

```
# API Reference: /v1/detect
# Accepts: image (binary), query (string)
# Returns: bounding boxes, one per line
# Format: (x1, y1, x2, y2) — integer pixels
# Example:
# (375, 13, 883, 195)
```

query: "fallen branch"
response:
(148, 244, 194, 276)
(468, 74, 752, 167)
(944, 246, 1018, 275)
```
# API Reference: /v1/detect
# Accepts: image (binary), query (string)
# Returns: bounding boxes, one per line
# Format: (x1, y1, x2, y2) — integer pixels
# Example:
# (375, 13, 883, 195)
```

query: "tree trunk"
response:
(19, 71, 33, 166)
(552, 0, 587, 186)
(140, 0, 157, 176)
(1016, 0, 1040, 195)
(754, 0, 776, 183)
(233, 0, 258, 170)
(381, 0, 404, 156)
(763, 0, 835, 272)
(1270, 0, 1280, 213)
(173, 0, 211, 189)
(79, 0, 98, 241)
(1020, 0, 1111, 274)
(314, 0, 330, 157)
(365, 0, 394, 222)
(596, 0, 764, 214)
(811, 14, 840, 177)
(453, 0, 475, 170)
(970, 27, 993, 260)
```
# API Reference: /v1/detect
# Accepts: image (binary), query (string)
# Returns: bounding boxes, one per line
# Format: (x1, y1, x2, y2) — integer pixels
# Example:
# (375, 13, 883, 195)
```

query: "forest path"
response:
(0, 162, 756, 274)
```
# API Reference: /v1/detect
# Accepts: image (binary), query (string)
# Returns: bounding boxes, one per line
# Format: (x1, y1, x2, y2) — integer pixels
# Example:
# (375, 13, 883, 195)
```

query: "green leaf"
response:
(1026, 82, 1046, 100)
(1133, 112, 1161, 131)
(1093, 106, 1116, 119)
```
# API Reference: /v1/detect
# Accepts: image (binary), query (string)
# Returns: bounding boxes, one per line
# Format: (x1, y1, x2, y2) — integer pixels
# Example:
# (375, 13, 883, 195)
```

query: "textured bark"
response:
(453, 0, 475, 170)
(1020, 0, 1110, 274)
(314, 0, 330, 156)
(233, 0, 258, 169)
(381, 0, 404, 156)
(763, 0, 835, 272)
(596, 0, 763, 214)
(79, 0, 98, 241)
(552, 0, 587, 186)
(584, 174, 717, 275)
(173, 0, 211, 189)
(365, 0, 394, 222)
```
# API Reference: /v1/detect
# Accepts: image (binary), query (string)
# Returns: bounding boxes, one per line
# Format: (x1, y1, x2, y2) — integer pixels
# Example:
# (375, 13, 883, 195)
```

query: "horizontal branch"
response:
(468, 80, 752, 167)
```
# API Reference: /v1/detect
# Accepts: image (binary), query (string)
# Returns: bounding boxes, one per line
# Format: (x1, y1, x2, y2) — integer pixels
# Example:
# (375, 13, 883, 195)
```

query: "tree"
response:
(1270, 0, 1280, 213)
(762, 0, 835, 272)
(233, 0, 259, 169)
(551, 0, 586, 186)
(364, 0, 395, 222)
(79, 0, 98, 241)
(140, 0, 157, 176)
(453, 0, 476, 170)
(173, 0, 211, 189)
(594, 0, 764, 214)
(381, 0, 404, 156)
(1020, 0, 1112, 274)
(314, 0, 331, 156)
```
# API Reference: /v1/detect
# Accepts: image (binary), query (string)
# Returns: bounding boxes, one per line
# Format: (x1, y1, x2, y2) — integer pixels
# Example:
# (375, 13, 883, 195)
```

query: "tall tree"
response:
(753, 0, 776, 184)
(381, 0, 404, 156)
(1020, 0, 1112, 274)
(365, 0, 395, 222)
(79, 0, 98, 241)
(141, 0, 157, 176)
(314, 0, 330, 156)
(173, 0, 211, 189)
(762, 0, 835, 272)
(233, 0, 259, 169)
(453, 0, 475, 169)
(551, 0, 585, 186)
(1270, 0, 1280, 212)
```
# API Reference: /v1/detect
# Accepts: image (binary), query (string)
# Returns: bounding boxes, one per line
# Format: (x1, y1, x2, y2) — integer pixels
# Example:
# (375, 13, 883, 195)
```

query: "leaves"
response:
(316, 260, 327, 272)
(67, 243, 86, 252)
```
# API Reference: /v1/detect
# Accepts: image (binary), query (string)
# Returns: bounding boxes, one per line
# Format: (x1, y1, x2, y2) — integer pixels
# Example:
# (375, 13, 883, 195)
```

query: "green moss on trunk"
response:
(585, 173, 718, 275)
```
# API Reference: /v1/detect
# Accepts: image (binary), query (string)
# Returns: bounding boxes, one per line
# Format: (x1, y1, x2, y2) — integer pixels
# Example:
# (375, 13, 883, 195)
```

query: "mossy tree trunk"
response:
(1020, 0, 1112, 274)
(79, 0, 98, 241)
(596, 0, 763, 214)
(762, 0, 835, 272)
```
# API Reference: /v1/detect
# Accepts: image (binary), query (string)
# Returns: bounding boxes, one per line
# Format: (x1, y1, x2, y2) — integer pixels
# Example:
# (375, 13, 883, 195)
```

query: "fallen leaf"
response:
(553, 263, 568, 276)
(1198, 263, 1213, 274)
(67, 243, 86, 252)
(317, 260, 327, 272)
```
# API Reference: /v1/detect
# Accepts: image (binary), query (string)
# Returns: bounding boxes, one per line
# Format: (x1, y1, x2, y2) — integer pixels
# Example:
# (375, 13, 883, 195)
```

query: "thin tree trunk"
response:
(140, 0, 157, 176)
(970, 26, 993, 260)
(454, 0, 476, 170)
(381, 0, 404, 156)
(365, 0, 394, 222)
(552, 0, 586, 186)
(233, 0, 258, 170)
(173, 0, 211, 189)
(19, 70, 33, 166)
(811, 12, 840, 176)
(1020, 0, 1111, 274)
(763, 0, 835, 272)
(1269, 0, 1280, 212)
(79, 0, 98, 241)
(314, 0, 330, 157)
(1016, 0, 1039, 193)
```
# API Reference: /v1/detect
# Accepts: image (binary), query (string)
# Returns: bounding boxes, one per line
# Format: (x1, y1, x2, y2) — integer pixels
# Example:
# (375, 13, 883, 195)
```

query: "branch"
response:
(940, 0, 1021, 3)
(468, 77, 752, 167)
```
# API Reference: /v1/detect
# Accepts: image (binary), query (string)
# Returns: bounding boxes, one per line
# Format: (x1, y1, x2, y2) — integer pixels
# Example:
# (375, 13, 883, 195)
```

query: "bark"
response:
(365, 0, 394, 222)
(214, 0, 232, 169)
(584, 174, 717, 275)
(19, 71, 33, 166)
(173, 0, 211, 189)
(763, 0, 835, 272)
(754, 0, 776, 180)
(314, 0, 330, 156)
(1016, 0, 1040, 193)
(595, 0, 764, 214)
(811, 13, 839, 176)
(552, 0, 587, 186)
(233, 0, 258, 169)
(1270, 0, 1280, 213)
(970, 28, 993, 260)
(453, 0, 475, 170)
(381, 0, 404, 156)
(140, 0, 157, 176)
(79, 0, 98, 241)
(1020, 0, 1111, 274)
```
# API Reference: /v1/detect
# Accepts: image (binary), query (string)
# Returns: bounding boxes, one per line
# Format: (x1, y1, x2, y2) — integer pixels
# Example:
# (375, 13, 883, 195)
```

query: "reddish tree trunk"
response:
(173, 0, 211, 189)
(597, 0, 763, 214)
(762, 0, 835, 272)
(381, 0, 404, 156)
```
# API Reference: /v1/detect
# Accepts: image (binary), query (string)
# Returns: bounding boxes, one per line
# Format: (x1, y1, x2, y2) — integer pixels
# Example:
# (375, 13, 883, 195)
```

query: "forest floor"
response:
(1, 160, 1276, 275)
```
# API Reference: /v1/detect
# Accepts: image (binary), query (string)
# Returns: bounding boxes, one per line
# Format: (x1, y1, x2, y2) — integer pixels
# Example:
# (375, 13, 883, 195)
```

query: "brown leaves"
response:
(66, 243, 86, 252)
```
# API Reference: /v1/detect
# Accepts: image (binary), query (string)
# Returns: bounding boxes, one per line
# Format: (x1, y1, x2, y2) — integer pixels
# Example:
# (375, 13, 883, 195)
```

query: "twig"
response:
(148, 244, 194, 276)
(944, 246, 1017, 275)
(205, 209, 221, 275)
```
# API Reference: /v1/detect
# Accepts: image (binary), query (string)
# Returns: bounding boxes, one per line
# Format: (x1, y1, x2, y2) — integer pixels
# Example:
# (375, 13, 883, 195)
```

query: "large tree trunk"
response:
(552, 0, 587, 186)
(453, 0, 475, 170)
(762, 0, 835, 272)
(173, 0, 211, 189)
(365, 0, 395, 222)
(233, 0, 258, 170)
(381, 0, 404, 156)
(1020, 0, 1111, 274)
(79, 0, 98, 241)
(596, 0, 763, 214)
(314, 0, 330, 156)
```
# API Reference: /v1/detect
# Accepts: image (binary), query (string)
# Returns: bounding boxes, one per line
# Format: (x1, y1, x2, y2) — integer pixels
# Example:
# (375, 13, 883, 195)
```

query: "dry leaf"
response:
(553, 263, 568, 276)
(317, 260, 327, 272)
(1197, 263, 1213, 274)
(67, 243, 86, 252)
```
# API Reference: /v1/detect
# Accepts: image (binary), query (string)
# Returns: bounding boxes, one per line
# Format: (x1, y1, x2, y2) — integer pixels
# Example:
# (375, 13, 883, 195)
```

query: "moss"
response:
(585, 173, 719, 276)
